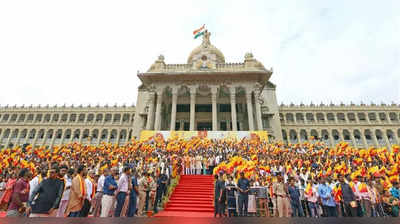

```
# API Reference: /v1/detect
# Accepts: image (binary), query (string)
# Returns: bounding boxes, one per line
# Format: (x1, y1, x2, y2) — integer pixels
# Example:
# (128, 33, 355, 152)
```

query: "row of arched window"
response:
(282, 128, 400, 147)
(280, 111, 400, 123)
(0, 128, 133, 148)
(0, 112, 135, 124)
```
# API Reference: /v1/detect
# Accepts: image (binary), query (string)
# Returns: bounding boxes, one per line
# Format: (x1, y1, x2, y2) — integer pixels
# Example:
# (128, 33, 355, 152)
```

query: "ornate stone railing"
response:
(164, 64, 192, 71)
(149, 62, 269, 73)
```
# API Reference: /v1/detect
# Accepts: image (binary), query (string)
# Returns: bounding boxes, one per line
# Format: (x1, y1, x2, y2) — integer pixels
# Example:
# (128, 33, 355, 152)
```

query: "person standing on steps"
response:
(100, 167, 118, 217)
(114, 167, 130, 217)
(237, 172, 250, 217)
(65, 165, 87, 217)
(226, 175, 237, 217)
(214, 173, 225, 217)
(127, 169, 138, 217)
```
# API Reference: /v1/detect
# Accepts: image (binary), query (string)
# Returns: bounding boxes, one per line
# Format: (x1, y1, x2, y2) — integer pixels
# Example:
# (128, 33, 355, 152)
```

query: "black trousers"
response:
(214, 199, 225, 216)
(80, 199, 91, 217)
(238, 194, 249, 216)
(342, 202, 357, 217)
(325, 206, 338, 217)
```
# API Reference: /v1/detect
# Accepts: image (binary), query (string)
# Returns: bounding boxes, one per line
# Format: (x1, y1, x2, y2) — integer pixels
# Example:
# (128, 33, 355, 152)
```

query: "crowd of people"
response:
(211, 141, 400, 218)
(0, 134, 398, 218)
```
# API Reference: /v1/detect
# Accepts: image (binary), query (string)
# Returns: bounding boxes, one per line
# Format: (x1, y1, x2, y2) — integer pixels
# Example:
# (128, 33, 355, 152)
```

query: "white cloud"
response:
(0, 0, 398, 106)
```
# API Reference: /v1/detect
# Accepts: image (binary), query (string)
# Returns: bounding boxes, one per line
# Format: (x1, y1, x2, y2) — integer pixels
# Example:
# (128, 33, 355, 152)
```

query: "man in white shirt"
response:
(29, 168, 47, 199)
(300, 169, 309, 182)
(56, 167, 73, 217)
(92, 168, 107, 217)
(80, 170, 95, 217)
(114, 167, 130, 217)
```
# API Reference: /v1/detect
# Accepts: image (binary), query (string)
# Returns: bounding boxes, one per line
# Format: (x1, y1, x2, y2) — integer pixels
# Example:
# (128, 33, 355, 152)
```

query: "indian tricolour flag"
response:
(193, 24, 205, 39)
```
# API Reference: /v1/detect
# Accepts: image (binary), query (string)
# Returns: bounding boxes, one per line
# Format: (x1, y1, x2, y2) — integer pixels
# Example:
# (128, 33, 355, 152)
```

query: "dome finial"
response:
(202, 30, 211, 47)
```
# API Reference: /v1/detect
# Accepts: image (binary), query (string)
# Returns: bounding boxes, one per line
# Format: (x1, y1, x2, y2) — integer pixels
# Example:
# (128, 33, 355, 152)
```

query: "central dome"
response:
(187, 31, 225, 64)
(187, 43, 225, 64)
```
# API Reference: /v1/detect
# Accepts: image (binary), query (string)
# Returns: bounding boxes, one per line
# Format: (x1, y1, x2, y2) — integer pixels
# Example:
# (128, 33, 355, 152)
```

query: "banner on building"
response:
(140, 131, 268, 142)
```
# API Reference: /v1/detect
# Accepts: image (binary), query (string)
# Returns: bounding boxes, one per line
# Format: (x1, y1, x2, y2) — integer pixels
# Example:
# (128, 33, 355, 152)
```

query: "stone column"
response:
(75, 114, 79, 124)
(334, 113, 338, 124)
(14, 131, 22, 146)
(49, 132, 57, 149)
(338, 130, 344, 142)
(118, 114, 123, 126)
(146, 92, 156, 130)
(393, 133, 400, 145)
(24, 131, 30, 146)
(230, 87, 238, 131)
(372, 130, 379, 147)
(361, 130, 368, 148)
(170, 87, 178, 131)
(57, 114, 62, 124)
(60, 130, 66, 145)
(303, 113, 308, 124)
(189, 86, 197, 131)
(116, 129, 121, 146)
(255, 91, 263, 130)
(97, 131, 102, 145)
(245, 88, 254, 131)
(350, 130, 357, 147)
(383, 132, 391, 148)
(365, 113, 371, 124)
(84, 114, 89, 124)
(328, 133, 335, 147)
(0, 131, 6, 146)
(211, 86, 218, 131)
(386, 112, 392, 124)
(32, 130, 39, 147)
(102, 113, 106, 125)
(323, 113, 328, 124)
(296, 129, 301, 143)
(106, 130, 111, 143)
(154, 90, 163, 131)
(282, 113, 286, 124)
(41, 129, 48, 146)
(5, 130, 13, 147)
(78, 130, 84, 144)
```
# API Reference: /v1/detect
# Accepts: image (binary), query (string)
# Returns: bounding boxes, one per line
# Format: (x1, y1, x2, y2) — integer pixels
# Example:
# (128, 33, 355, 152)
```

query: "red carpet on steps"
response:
(155, 175, 214, 217)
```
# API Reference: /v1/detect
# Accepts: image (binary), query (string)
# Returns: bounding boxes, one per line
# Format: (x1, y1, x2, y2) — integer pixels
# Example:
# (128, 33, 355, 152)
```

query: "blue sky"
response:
(0, 0, 398, 106)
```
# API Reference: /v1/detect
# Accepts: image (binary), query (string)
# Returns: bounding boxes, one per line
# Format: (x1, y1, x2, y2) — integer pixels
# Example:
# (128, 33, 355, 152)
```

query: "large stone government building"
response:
(0, 32, 399, 149)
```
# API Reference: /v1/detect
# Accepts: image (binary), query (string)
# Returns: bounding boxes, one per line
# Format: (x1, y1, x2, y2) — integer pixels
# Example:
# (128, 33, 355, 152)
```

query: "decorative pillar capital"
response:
(246, 92, 252, 100)
(245, 87, 253, 97)
(210, 86, 218, 95)
(229, 86, 236, 92)
(156, 89, 163, 97)
(147, 92, 155, 102)
(189, 86, 197, 95)
(172, 86, 179, 95)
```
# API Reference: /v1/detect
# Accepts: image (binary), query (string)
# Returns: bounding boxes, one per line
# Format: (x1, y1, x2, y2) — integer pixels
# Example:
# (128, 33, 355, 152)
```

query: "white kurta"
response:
(248, 195, 256, 213)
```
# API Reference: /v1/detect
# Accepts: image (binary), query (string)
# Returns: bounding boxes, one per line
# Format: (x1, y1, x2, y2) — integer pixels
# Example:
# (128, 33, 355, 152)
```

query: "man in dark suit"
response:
(237, 172, 250, 216)
(214, 173, 225, 217)
(338, 174, 357, 217)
